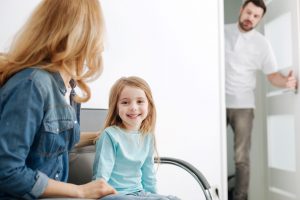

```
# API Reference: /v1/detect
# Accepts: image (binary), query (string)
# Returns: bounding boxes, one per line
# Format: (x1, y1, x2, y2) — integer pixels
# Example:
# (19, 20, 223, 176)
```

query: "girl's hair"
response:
(0, 0, 105, 102)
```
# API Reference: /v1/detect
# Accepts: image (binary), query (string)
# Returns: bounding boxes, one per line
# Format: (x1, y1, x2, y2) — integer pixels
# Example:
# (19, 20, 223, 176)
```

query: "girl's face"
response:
(117, 86, 149, 131)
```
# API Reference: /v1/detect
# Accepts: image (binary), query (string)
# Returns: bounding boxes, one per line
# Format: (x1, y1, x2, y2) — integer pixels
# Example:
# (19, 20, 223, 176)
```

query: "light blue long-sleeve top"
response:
(93, 126, 157, 194)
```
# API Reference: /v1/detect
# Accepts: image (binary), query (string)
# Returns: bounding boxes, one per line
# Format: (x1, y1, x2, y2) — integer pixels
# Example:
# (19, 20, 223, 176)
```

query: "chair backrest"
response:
(68, 145, 97, 184)
(68, 108, 108, 184)
(80, 108, 108, 131)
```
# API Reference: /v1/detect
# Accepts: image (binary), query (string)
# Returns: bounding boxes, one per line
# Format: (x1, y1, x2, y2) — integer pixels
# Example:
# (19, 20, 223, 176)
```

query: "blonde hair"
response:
(95, 76, 158, 156)
(0, 0, 105, 102)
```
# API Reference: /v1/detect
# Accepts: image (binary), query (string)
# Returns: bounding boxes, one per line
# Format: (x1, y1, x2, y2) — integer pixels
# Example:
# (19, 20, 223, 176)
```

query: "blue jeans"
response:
(99, 191, 181, 200)
(227, 108, 254, 200)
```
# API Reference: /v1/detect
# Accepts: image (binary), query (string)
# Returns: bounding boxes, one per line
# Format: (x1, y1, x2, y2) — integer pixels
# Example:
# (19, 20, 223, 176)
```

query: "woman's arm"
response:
(41, 178, 116, 198)
(0, 79, 47, 198)
(76, 131, 100, 148)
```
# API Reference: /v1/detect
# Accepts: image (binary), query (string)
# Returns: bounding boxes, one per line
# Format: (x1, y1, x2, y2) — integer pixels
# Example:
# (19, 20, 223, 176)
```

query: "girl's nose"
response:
(130, 103, 137, 111)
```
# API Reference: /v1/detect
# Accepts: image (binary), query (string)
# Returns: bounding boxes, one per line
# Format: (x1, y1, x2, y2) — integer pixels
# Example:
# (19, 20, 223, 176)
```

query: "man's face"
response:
(238, 2, 264, 32)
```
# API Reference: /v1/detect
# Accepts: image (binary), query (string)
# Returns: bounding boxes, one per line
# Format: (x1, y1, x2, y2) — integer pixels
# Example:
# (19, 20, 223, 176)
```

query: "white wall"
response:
(0, 1, 227, 199)
(0, 0, 40, 50)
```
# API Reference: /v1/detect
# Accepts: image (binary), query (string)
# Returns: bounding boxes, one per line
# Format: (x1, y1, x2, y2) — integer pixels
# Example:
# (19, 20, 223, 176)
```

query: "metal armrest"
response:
(68, 146, 214, 200)
(155, 157, 213, 200)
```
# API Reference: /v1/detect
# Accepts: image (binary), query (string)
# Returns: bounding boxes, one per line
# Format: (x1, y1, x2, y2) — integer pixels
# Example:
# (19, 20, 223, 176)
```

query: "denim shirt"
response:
(0, 68, 80, 199)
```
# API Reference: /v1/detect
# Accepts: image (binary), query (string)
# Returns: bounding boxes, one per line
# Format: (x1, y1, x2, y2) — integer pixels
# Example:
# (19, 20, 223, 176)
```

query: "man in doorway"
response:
(225, 0, 297, 200)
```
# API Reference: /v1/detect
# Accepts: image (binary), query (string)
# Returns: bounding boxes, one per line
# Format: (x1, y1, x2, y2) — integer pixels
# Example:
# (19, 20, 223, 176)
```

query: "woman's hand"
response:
(42, 178, 116, 199)
(77, 179, 117, 199)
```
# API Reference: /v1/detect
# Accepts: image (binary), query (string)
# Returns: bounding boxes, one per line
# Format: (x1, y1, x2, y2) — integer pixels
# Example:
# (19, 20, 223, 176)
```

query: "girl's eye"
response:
(137, 100, 145, 104)
(120, 101, 128, 105)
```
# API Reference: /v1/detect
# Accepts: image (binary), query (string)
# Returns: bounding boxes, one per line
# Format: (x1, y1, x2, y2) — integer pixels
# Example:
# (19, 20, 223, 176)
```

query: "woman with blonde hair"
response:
(0, 0, 116, 199)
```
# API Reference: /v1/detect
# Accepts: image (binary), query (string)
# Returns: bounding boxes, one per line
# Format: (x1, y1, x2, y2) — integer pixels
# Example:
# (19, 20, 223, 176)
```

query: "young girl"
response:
(93, 76, 180, 200)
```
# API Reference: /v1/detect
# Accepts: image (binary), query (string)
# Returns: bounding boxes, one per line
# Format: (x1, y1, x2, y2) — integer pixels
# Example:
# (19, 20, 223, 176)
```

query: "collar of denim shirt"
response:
(52, 72, 68, 96)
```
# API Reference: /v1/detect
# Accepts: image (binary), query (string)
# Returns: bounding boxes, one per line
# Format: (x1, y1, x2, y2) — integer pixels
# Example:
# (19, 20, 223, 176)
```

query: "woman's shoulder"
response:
(6, 68, 52, 88)
(1, 68, 51, 93)
(26, 68, 53, 84)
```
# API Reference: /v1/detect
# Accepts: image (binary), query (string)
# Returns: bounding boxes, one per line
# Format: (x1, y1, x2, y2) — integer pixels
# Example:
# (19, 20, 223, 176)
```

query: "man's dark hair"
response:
(242, 0, 267, 15)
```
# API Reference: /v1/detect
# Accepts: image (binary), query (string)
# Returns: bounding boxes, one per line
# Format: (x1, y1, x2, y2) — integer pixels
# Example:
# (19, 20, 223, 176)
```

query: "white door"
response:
(263, 0, 300, 199)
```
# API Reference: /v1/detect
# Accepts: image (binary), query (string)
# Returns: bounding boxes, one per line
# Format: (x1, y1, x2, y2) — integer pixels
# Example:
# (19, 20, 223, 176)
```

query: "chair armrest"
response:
(155, 157, 213, 200)
(68, 146, 214, 200)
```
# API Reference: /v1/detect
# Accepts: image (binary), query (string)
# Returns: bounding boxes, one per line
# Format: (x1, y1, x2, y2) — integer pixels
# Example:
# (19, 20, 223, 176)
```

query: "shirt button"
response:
(55, 174, 59, 179)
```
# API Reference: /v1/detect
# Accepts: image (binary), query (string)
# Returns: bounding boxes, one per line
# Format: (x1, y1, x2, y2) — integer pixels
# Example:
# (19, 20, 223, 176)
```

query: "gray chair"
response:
(67, 108, 214, 200)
